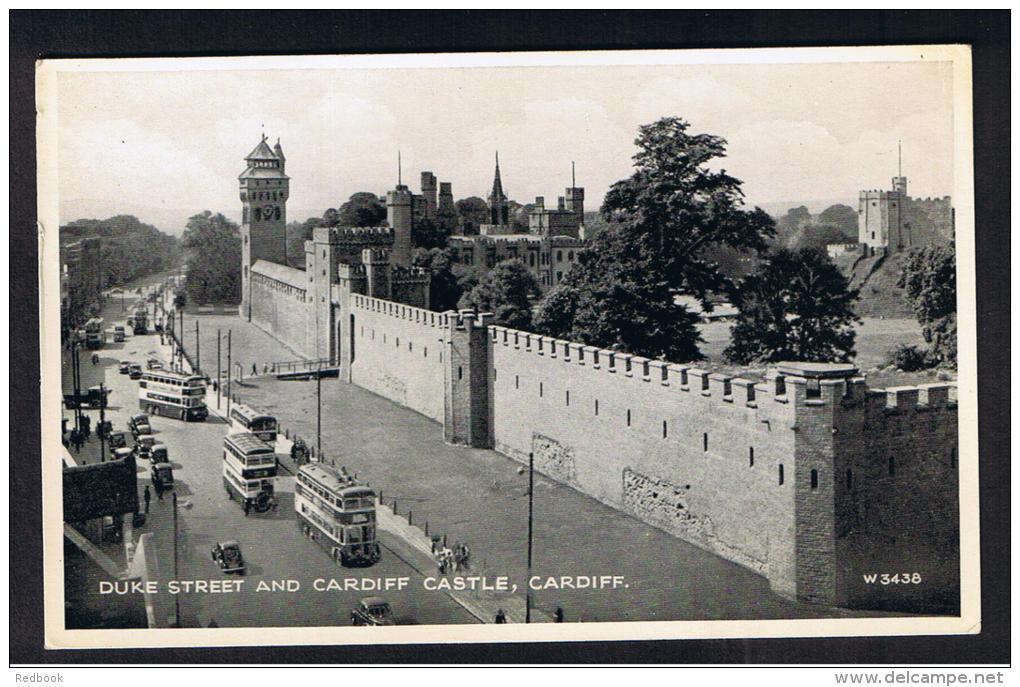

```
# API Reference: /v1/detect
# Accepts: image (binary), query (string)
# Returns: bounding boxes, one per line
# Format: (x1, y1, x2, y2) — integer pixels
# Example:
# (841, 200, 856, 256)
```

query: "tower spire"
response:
(898, 140, 902, 177)
(398, 150, 402, 186)
(571, 161, 576, 188)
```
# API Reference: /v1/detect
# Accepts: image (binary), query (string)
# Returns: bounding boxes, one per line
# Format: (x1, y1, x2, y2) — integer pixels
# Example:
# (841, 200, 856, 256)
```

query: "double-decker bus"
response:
(133, 307, 148, 335)
(84, 317, 105, 349)
(295, 463, 380, 566)
(138, 369, 208, 421)
(223, 432, 277, 511)
(229, 403, 278, 444)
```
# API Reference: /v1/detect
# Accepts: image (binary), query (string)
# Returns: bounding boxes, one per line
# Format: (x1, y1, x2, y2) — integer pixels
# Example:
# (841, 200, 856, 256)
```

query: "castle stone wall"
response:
(249, 263, 310, 358)
(484, 327, 801, 591)
(348, 294, 448, 423)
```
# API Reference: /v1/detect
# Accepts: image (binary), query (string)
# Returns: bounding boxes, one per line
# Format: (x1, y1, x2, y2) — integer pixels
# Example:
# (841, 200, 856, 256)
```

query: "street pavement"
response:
(65, 283, 476, 628)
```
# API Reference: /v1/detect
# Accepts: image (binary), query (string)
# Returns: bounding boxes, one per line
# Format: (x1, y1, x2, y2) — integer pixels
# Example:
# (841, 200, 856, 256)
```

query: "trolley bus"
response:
(138, 369, 208, 421)
(222, 432, 278, 512)
(133, 307, 148, 335)
(229, 403, 278, 444)
(84, 317, 105, 349)
(295, 463, 380, 566)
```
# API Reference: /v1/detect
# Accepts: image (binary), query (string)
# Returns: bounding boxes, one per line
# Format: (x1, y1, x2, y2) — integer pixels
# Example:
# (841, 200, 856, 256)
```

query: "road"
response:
(67, 282, 476, 628)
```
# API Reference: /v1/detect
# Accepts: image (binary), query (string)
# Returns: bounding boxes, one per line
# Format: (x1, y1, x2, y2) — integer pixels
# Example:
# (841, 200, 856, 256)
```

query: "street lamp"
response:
(526, 452, 534, 624)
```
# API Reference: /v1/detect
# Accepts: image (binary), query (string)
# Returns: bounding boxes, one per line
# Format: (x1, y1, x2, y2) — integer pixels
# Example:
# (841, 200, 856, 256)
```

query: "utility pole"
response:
(98, 383, 106, 462)
(226, 330, 232, 417)
(179, 308, 184, 369)
(71, 342, 81, 433)
(195, 319, 200, 375)
(216, 329, 221, 409)
(526, 451, 534, 624)
(172, 491, 180, 626)
(316, 362, 323, 460)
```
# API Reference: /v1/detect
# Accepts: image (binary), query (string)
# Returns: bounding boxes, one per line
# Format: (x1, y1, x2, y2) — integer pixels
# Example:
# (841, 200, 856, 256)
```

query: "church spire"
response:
(490, 151, 506, 202)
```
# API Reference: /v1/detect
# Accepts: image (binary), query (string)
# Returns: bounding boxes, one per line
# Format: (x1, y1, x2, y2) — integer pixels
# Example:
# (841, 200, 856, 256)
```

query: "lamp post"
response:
(316, 362, 323, 459)
(526, 452, 534, 624)
(216, 329, 221, 410)
(226, 330, 232, 417)
(98, 382, 107, 462)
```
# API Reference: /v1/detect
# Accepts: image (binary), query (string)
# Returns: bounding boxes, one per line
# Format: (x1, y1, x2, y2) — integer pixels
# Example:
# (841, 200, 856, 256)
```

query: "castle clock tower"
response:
(239, 135, 289, 320)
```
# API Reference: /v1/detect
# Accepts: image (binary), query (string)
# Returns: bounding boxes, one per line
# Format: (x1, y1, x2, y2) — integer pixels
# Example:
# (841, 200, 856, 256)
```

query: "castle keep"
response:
(241, 139, 959, 610)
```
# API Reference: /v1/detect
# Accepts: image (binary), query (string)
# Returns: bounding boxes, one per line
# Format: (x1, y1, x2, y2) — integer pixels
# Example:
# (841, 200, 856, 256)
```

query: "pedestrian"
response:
(143, 486, 151, 514)
(251, 363, 257, 376)
(436, 551, 445, 575)
(494, 609, 507, 624)
(263, 363, 269, 375)
(554, 607, 564, 623)
(243, 498, 251, 517)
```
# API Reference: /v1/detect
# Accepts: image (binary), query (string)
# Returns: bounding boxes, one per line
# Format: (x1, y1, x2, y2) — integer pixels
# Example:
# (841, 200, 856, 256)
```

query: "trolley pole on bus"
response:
(526, 451, 534, 624)
(216, 329, 221, 410)
(226, 330, 232, 417)
(195, 319, 200, 375)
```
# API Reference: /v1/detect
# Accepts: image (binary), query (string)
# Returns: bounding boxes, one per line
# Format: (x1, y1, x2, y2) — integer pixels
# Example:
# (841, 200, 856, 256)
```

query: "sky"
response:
(54, 55, 956, 233)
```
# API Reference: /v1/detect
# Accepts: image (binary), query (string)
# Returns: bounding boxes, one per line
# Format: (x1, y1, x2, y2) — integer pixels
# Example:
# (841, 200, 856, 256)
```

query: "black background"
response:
(10, 10, 1010, 665)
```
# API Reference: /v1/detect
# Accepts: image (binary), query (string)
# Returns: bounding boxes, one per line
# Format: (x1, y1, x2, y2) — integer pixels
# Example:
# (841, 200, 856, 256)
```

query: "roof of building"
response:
(251, 259, 306, 290)
(489, 151, 507, 202)
(246, 135, 278, 161)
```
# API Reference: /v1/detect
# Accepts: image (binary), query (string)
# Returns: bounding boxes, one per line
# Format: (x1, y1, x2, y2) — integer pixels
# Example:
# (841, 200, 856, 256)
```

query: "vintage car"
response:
(108, 430, 130, 450)
(351, 597, 395, 626)
(146, 358, 163, 370)
(114, 447, 135, 461)
(211, 541, 246, 575)
(63, 385, 110, 410)
(119, 360, 132, 374)
(151, 463, 174, 492)
(128, 364, 144, 380)
(128, 413, 150, 433)
(150, 443, 169, 464)
(135, 433, 157, 459)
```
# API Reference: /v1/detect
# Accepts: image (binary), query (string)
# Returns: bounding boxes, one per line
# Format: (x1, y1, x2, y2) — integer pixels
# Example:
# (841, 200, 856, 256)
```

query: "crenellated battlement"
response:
(351, 294, 449, 329)
(337, 263, 367, 279)
(361, 247, 391, 264)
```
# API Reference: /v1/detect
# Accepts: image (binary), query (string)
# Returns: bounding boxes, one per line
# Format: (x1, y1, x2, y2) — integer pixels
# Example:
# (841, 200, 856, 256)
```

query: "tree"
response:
(458, 259, 541, 330)
(817, 204, 859, 237)
(412, 218, 451, 250)
(411, 247, 462, 311)
(181, 211, 242, 305)
(286, 216, 322, 268)
(790, 223, 855, 252)
(535, 116, 775, 362)
(724, 248, 860, 364)
(898, 243, 956, 366)
(337, 192, 387, 227)
(455, 196, 489, 233)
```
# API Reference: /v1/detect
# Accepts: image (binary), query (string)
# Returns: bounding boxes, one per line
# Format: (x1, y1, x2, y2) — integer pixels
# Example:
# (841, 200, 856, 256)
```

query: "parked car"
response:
(147, 358, 163, 370)
(108, 431, 130, 450)
(62, 385, 110, 409)
(211, 541, 246, 575)
(135, 433, 157, 459)
(114, 447, 135, 461)
(127, 413, 150, 434)
(351, 597, 395, 626)
(151, 463, 174, 492)
(150, 443, 169, 464)
(128, 363, 143, 380)
(119, 360, 132, 374)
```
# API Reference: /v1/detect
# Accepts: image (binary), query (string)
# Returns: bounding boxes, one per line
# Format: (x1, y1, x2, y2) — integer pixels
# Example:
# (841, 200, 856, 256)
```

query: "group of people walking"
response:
(434, 541, 471, 574)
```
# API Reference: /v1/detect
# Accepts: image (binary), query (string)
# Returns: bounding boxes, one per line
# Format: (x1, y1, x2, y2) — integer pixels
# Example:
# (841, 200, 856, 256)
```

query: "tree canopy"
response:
(534, 116, 775, 362)
(455, 196, 489, 233)
(458, 259, 541, 330)
(181, 211, 242, 305)
(337, 192, 387, 227)
(724, 248, 860, 364)
(62, 215, 179, 289)
(898, 243, 956, 366)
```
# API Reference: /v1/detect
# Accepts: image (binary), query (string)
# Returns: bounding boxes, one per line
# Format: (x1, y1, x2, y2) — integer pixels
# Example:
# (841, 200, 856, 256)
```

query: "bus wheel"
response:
(180, 409, 186, 421)
(151, 406, 159, 417)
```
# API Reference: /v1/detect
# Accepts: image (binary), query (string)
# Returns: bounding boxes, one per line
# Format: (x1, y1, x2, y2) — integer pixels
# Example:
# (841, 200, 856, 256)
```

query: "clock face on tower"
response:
(262, 204, 276, 219)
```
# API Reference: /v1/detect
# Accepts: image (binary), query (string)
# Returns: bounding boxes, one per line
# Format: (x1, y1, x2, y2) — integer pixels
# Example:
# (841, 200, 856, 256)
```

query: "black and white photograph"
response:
(34, 43, 981, 650)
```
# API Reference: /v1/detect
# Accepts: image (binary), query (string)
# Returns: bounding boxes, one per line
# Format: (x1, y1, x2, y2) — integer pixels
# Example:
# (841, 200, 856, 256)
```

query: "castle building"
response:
(235, 136, 959, 612)
(452, 158, 587, 289)
(856, 151, 955, 256)
(239, 135, 429, 361)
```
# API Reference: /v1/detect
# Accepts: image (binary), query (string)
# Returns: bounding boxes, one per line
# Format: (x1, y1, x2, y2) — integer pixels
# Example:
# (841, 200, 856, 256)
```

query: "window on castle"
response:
(396, 338, 400, 348)
(627, 409, 632, 427)
(595, 399, 599, 416)
(811, 469, 818, 489)
(703, 433, 708, 452)
(539, 382, 543, 398)
(424, 347, 428, 358)
(779, 464, 784, 485)
(749, 447, 754, 467)
(568, 251, 574, 262)
(529, 253, 535, 267)
(846, 468, 854, 490)
(950, 448, 957, 468)
(557, 251, 563, 261)
(662, 421, 668, 439)
(566, 390, 570, 406)
(806, 379, 821, 398)
(888, 457, 895, 476)
(458, 366, 462, 380)
(515, 375, 519, 389)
